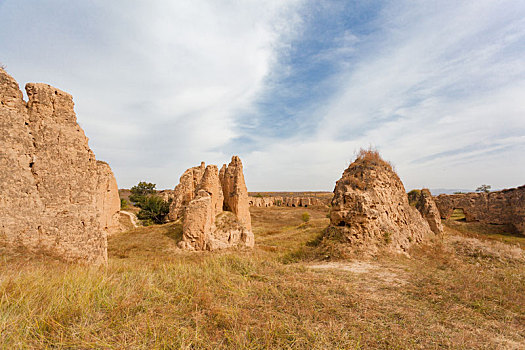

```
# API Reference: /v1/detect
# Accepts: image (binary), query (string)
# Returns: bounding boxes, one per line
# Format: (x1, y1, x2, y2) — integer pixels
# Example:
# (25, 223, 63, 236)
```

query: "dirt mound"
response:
(329, 150, 438, 255)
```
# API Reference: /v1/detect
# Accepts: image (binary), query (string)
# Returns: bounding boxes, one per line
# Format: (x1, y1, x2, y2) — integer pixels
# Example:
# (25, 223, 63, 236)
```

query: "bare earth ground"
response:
(1, 206, 524, 349)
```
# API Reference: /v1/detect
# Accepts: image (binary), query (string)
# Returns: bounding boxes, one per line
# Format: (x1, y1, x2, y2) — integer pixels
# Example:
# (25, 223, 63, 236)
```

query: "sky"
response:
(1, 0, 524, 191)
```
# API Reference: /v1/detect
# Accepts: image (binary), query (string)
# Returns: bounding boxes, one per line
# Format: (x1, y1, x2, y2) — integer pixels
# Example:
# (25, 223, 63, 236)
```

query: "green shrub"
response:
(137, 195, 171, 225)
(120, 198, 128, 209)
(129, 181, 156, 206)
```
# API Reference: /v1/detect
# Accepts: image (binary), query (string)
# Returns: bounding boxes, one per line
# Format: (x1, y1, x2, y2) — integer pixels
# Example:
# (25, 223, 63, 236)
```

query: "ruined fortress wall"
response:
(434, 186, 525, 234)
(0, 69, 120, 263)
(96, 161, 121, 236)
(173, 156, 254, 251)
(248, 196, 328, 208)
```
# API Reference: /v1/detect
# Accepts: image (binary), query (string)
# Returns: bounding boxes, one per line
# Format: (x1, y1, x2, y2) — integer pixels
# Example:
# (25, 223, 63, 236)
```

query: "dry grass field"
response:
(1, 206, 524, 349)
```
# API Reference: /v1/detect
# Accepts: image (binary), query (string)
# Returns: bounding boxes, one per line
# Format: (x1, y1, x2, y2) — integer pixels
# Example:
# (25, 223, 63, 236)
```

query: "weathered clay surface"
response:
(412, 189, 444, 235)
(197, 165, 224, 217)
(96, 161, 121, 236)
(168, 162, 206, 221)
(210, 211, 254, 250)
(434, 186, 525, 234)
(0, 69, 119, 264)
(249, 196, 328, 207)
(158, 189, 175, 202)
(329, 152, 437, 255)
(180, 190, 215, 251)
(174, 156, 254, 250)
(220, 156, 252, 231)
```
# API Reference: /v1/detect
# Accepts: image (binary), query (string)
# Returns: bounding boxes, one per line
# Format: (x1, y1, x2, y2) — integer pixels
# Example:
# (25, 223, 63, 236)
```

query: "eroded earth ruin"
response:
(170, 156, 254, 250)
(0, 69, 120, 264)
(248, 196, 328, 208)
(434, 186, 525, 234)
(329, 151, 442, 255)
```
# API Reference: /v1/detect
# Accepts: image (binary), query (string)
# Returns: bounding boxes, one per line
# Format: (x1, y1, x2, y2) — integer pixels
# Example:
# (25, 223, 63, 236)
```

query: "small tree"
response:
(476, 184, 491, 193)
(129, 181, 171, 225)
(129, 181, 156, 206)
(137, 195, 171, 225)
(120, 198, 128, 209)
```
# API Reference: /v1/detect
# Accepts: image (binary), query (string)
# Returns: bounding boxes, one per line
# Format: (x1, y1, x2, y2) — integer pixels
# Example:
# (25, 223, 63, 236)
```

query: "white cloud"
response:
(0, 0, 304, 188)
(245, 0, 525, 191)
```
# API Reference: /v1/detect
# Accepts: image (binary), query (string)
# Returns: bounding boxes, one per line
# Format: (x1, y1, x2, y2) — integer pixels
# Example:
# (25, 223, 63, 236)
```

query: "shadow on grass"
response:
(108, 222, 183, 259)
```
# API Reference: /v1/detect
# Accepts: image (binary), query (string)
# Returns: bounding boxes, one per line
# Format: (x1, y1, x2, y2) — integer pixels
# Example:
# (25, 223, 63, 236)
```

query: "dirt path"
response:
(120, 210, 139, 228)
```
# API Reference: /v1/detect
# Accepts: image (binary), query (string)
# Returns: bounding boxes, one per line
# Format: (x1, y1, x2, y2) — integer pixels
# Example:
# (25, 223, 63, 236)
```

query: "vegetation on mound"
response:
(407, 189, 421, 206)
(353, 147, 395, 172)
(476, 184, 492, 193)
(1, 206, 524, 348)
(340, 148, 398, 191)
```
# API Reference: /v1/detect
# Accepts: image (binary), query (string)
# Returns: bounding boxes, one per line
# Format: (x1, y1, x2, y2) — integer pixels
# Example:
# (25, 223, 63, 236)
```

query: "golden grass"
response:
(1, 207, 524, 349)
(450, 209, 466, 221)
(354, 147, 394, 172)
(444, 219, 525, 249)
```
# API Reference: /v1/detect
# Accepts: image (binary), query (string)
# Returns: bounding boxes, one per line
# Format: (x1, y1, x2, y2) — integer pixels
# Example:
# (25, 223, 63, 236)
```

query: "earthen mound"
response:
(329, 150, 438, 255)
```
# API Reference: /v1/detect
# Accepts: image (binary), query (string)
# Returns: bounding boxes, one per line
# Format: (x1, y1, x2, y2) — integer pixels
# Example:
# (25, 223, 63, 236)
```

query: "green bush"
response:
(120, 198, 128, 209)
(129, 181, 156, 206)
(136, 195, 171, 225)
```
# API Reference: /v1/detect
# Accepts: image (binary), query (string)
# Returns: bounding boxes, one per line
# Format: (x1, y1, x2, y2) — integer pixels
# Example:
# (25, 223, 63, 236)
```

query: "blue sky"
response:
(1, 0, 524, 191)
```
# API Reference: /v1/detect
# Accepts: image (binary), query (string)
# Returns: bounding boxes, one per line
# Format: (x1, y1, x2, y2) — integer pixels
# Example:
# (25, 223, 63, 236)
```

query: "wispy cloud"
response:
(0, 0, 304, 187)
(242, 0, 525, 191)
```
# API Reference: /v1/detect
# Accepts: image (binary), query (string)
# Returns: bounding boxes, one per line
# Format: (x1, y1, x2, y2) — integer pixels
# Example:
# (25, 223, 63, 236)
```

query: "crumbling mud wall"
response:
(248, 196, 328, 208)
(96, 161, 121, 236)
(435, 186, 525, 234)
(329, 151, 439, 255)
(408, 189, 443, 235)
(170, 156, 254, 250)
(168, 162, 206, 221)
(0, 69, 120, 264)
